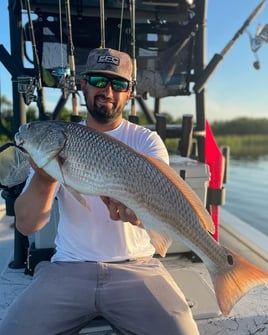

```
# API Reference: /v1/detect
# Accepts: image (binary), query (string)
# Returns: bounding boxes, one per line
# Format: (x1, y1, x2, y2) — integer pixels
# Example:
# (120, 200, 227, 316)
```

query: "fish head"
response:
(15, 121, 67, 168)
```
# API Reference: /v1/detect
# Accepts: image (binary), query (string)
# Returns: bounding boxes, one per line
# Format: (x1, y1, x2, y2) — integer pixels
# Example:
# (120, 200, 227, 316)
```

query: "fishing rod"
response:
(118, 0, 125, 51)
(22, 0, 47, 119)
(65, 0, 80, 121)
(129, 0, 138, 124)
(100, 0, 106, 48)
(194, 0, 267, 93)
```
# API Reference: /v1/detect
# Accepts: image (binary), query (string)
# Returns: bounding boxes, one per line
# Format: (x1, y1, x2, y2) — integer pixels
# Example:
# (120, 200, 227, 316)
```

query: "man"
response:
(0, 48, 200, 335)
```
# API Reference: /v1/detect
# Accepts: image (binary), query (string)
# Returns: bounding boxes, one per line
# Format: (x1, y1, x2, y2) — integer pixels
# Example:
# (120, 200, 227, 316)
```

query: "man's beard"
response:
(87, 97, 122, 124)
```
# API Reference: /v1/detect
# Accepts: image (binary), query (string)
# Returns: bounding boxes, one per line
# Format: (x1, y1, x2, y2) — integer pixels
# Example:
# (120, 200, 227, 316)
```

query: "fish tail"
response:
(211, 247, 268, 316)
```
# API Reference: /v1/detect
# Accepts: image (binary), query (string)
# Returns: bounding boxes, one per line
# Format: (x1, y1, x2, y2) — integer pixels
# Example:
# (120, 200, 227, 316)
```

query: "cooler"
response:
(166, 156, 210, 253)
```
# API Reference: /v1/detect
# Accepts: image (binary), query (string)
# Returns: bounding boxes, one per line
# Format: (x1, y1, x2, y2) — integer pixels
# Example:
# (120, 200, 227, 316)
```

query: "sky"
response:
(1, 0, 268, 122)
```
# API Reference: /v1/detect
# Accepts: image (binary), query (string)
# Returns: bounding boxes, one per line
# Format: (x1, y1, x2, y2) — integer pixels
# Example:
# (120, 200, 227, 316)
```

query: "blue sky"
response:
(1, 0, 268, 121)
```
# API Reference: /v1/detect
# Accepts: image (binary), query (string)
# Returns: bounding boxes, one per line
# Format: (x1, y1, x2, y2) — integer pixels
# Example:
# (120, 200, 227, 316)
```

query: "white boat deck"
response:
(1, 198, 268, 335)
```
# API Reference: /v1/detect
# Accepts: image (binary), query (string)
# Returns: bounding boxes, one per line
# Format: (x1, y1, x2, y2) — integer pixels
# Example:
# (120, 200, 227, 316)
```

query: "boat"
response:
(1, 1, 268, 334)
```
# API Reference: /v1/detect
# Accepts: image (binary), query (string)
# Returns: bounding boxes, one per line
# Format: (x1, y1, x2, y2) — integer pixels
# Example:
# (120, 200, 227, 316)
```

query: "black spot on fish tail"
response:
(227, 254, 234, 265)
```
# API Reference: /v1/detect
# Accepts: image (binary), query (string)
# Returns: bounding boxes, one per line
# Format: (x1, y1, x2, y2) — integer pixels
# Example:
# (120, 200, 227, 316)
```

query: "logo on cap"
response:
(97, 55, 120, 66)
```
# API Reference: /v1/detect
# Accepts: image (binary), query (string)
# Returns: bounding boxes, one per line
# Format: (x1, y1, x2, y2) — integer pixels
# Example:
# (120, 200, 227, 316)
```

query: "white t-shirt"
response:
(27, 119, 169, 262)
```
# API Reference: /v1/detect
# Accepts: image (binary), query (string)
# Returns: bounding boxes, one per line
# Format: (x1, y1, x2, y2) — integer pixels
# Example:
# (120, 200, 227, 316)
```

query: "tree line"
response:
(211, 117, 268, 136)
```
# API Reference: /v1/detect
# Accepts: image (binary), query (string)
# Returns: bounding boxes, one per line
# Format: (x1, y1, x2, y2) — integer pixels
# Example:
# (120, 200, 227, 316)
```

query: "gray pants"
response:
(0, 258, 200, 335)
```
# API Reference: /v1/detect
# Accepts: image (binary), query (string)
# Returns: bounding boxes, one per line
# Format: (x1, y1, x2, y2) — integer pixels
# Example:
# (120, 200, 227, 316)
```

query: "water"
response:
(223, 155, 268, 236)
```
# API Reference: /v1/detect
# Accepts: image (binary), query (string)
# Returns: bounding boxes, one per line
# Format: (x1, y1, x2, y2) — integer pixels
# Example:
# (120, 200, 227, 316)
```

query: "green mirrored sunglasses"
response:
(86, 75, 130, 92)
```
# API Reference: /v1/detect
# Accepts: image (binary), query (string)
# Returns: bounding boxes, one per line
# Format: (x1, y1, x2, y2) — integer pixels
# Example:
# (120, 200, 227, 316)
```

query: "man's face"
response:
(82, 75, 131, 124)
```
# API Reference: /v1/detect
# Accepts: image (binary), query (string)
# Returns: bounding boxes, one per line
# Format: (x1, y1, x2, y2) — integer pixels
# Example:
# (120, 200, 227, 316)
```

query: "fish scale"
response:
(15, 120, 268, 316)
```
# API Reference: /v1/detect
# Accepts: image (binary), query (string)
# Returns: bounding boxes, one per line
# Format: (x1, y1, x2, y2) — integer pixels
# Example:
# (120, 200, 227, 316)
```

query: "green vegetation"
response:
(211, 117, 268, 135)
(162, 117, 268, 159)
(211, 118, 268, 159)
(0, 96, 13, 143)
(214, 134, 268, 159)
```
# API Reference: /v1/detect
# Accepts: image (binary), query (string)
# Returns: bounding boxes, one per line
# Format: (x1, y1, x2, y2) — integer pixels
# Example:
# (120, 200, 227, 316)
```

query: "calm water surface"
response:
(223, 155, 268, 235)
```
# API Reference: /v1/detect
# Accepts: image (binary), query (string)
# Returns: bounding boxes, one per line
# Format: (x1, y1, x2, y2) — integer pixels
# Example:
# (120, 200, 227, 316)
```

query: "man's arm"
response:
(15, 164, 58, 236)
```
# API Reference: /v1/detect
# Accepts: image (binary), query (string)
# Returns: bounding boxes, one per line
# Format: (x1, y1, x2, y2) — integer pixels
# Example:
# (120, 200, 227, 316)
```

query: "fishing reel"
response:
(16, 76, 37, 105)
(52, 67, 77, 99)
(247, 24, 268, 70)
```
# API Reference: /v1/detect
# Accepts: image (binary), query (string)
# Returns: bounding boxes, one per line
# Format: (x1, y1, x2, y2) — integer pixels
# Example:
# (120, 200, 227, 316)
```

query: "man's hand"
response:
(101, 196, 141, 226)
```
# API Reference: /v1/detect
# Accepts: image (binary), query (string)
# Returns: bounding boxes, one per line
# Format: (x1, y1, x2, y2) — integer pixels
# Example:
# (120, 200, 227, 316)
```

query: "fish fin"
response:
(211, 247, 268, 316)
(143, 154, 215, 234)
(64, 185, 91, 211)
(146, 229, 173, 257)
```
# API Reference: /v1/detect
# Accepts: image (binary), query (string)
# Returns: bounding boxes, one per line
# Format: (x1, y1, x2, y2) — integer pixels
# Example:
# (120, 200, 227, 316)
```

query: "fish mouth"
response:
(14, 132, 25, 148)
(14, 134, 28, 154)
(14, 123, 31, 148)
